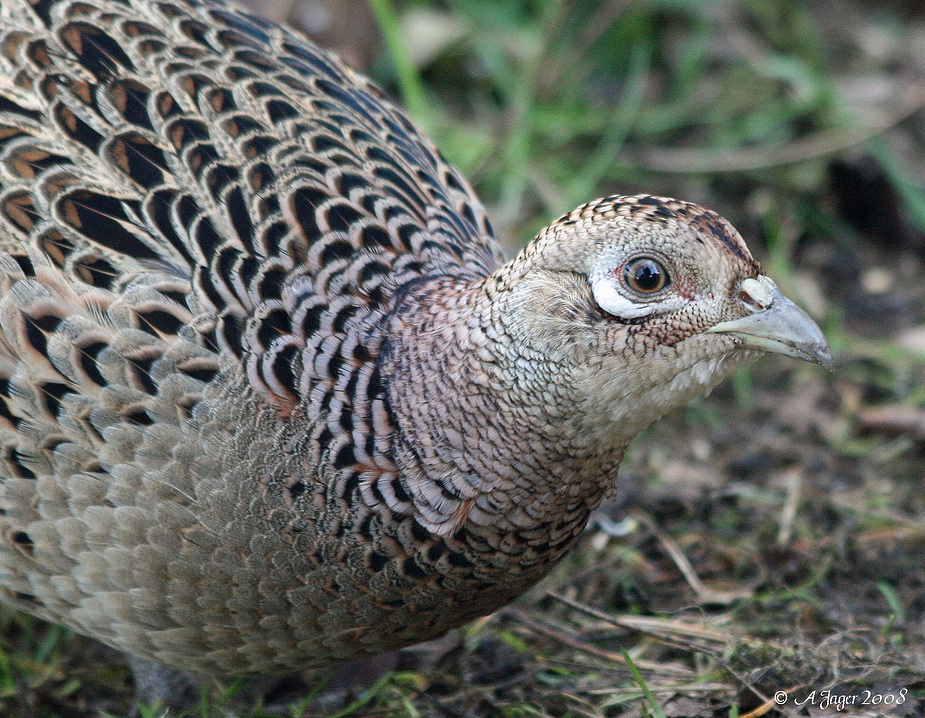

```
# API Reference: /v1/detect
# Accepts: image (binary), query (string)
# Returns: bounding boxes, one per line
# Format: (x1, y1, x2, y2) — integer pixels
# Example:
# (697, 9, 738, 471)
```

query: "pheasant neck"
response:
(382, 273, 628, 540)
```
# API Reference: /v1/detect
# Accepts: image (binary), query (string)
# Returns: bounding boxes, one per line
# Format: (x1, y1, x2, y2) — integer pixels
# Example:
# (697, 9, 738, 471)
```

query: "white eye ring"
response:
(590, 268, 655, 319)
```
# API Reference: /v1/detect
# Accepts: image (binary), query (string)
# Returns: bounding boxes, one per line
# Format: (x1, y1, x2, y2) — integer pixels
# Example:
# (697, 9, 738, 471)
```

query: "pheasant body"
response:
(0, 0, 831, 678)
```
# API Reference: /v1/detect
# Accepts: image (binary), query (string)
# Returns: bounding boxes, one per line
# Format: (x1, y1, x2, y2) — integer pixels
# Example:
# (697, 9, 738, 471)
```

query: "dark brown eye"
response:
(624, 257, 668, 294)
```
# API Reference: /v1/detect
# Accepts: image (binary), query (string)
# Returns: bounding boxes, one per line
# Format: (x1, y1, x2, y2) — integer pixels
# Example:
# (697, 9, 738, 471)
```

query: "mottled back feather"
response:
(0, 0, 509, 672)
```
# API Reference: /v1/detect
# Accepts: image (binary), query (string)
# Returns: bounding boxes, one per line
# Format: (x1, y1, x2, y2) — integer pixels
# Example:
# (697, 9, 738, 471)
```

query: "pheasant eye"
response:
(623, 257, 668, 294)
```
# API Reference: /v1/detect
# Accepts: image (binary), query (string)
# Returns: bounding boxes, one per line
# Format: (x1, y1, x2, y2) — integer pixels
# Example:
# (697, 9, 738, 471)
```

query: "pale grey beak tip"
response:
(811, 342, 835, 372)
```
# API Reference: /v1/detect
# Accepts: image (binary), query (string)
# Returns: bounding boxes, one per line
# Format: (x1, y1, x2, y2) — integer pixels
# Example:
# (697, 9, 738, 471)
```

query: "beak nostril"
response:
(739, 288, 761, 309)
(739, 276, 774, 311)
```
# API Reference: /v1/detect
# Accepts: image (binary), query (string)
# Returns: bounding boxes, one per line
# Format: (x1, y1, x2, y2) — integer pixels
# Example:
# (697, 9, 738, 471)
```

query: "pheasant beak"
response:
(707, 276, 834, 370)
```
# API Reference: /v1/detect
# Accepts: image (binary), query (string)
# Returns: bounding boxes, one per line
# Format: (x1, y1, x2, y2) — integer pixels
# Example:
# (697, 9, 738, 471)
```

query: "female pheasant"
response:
(0, 0, 831, 706)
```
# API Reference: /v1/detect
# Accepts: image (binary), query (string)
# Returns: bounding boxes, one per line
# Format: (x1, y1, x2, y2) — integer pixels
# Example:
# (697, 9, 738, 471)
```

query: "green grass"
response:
(369, 0, 924, 247)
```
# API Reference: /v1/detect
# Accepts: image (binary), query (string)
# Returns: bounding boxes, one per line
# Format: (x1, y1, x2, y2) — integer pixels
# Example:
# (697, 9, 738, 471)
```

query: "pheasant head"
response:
(499, 194, 830, 430)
